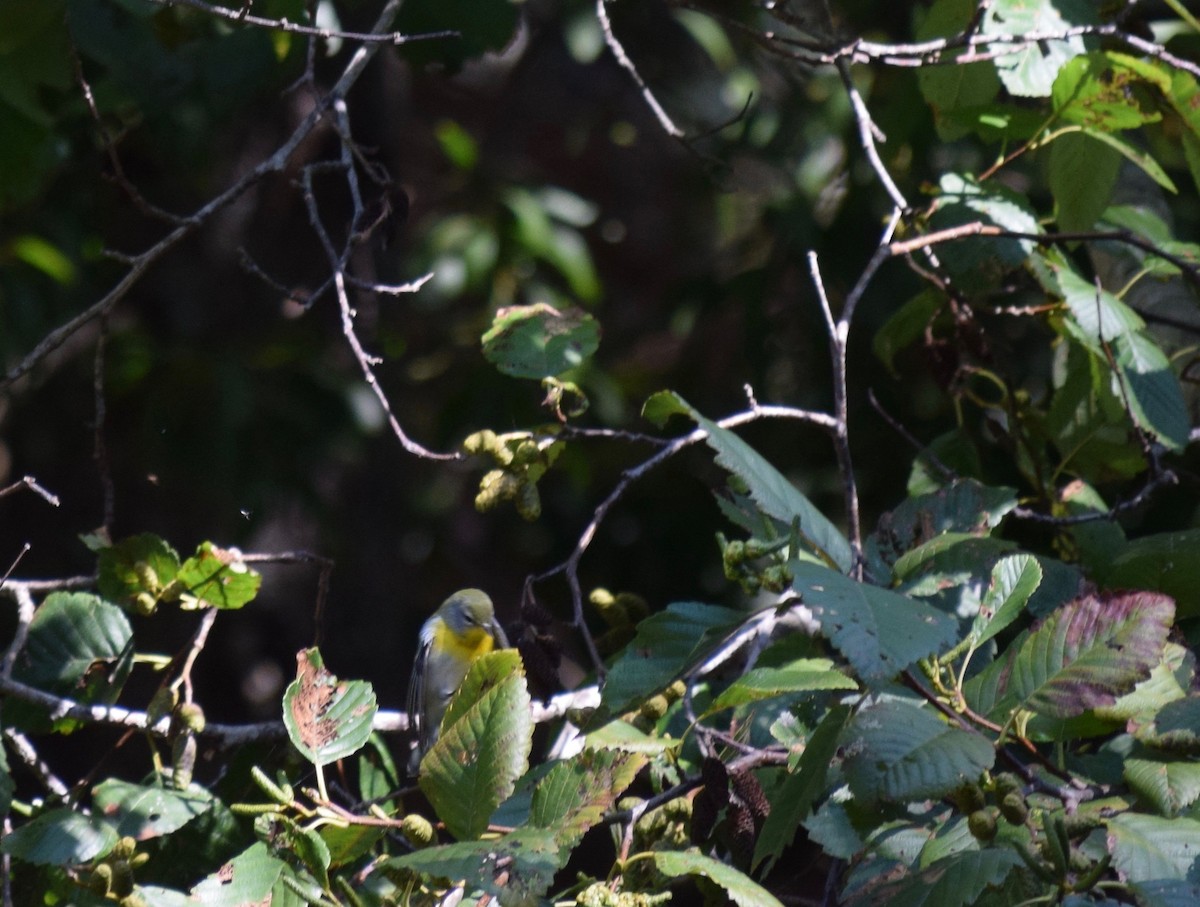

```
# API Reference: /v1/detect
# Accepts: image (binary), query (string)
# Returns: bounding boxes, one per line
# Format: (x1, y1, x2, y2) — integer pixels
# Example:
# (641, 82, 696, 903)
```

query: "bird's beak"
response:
(491, 619, 510, 649)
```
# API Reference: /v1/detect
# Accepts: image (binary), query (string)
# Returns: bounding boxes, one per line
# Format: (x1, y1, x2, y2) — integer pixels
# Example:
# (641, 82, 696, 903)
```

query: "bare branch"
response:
(597, 0, 685, 139)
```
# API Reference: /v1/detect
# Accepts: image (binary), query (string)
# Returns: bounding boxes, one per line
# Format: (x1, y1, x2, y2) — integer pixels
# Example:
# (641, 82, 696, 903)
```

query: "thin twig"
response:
(596, 0, 685, 139)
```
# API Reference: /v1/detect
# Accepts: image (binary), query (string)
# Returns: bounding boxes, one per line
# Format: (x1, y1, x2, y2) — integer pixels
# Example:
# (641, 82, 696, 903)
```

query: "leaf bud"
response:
(968, 809, 997, 842)
(511, 439, 541, 467)
(664, 680, 687, 703)
(999, 792, 1029, 825)
(992, 772, 1023, 798)
(401, 813, 435, 848)
(133, 561, 160, 593)
(89, 863, 114, 896)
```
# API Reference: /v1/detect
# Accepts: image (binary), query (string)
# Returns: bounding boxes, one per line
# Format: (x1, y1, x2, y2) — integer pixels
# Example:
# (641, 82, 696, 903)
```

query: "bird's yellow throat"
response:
(432, 620, 497, 664)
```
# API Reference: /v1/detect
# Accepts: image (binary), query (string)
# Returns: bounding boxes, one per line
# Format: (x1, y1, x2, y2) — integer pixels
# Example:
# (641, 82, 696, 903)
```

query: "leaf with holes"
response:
(93, 779, 213, 840)
(791, 561, 959, 683)
(283, 648, 377, 767)
(482, 302, 599, 379)
(174, 542, 261, 610)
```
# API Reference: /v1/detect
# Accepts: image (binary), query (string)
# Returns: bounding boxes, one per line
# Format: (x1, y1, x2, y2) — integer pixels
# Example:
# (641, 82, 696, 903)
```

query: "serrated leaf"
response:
(382, 827, 562, 906)
(1050, 130, 1120, 232)
(1111, 332, 1190, 451)
(419, 650, 532, 840)
(641, 389, 692, 427)
(600, 601, 743, 715)
(175, 542, 261, 610)
(982, 0, 1093, 98)
(530, 748, 646, 853)
(754, 705, 852, 872)
(872, 848, 1024, 907)
(1125, 759, 1200, 817)
(1130, 879, 1200, 907)
(966, 591, 1174, 721)
(583, 719, 676, 753)
(662, 393, 851, 571)
(92, 779, 213, 840)
(791, 562, 959, 682)
(189, 841, 285, 905)
(1136, 697, 1200, 754)
(868, 477, 1017, 578)
(283, 648, 377, 767)
(708, 659, 857, 713)
(1046, 254, 1145, 345)
(1107, 813, 1200, 882)
(931, 173, 1039, 292)
(842, 700, 995, 804)
(651, 850, 784, 907)
(481, 302, 600, 379)
(8, 592, 133, 731)
(970, 555, 1042, 649)
(804, 799, 863, 860)
(915, 0, 1002, 140)
(0, 808, 118, 865)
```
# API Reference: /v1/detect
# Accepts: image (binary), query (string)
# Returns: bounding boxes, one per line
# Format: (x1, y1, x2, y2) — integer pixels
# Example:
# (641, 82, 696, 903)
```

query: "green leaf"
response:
(841, 700, 995, 804)
(1125, 759, 1200, 818)
(931, 174, 1040, 293)
(256, 814, 330, 890)
(871, 848, 1024, 907)
(965, 591, 1174, 721)
(97, 533, 181, 609)
(982, 0, 1093, 98)
(1107, 813, 1200, 882)
(481, 302, 600, 380)
(0, 808, 118, 865)
(1042, 251, 1145, 344)
(1081, 129, 1177, 194)
(9, 592, 133, 731)
(530, 748, 647, 854)
(1135, 697, 1200, 755)
(583, 719, 676, 753)
(670, 394, 852, 571)
(1049, 130, 1121, 232)
(383, 827, 562, 906)
(10, 234, 75, 284)
(174, 542, 262, 610)
(92, 780, 213, 840)
(803, 799, 863, 860)
(419, 650, 533, 840)
(1101, 530, 1200, 621)
(969, 555, 1043, 649)
(283, 648, 378, 768)
(189, 842, 285, 905)
(754, 705, 852, 872)
(708, 659, 857, 713)
(915, 0, 1002, 140)
(600, 601, 743, 715)
(1130, 879, 1200, 907)
(872, 289, 944, 375)
(650, 850, 785, 907)
(641, 389, 692, 427)
(791, 561, 960, 683)
(1052, 52, 1165, 131)
(1112, 331, 1190, 451)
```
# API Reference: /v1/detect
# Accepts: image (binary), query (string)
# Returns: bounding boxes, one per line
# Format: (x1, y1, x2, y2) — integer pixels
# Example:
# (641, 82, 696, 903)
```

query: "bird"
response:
(406, 588, 509, 769)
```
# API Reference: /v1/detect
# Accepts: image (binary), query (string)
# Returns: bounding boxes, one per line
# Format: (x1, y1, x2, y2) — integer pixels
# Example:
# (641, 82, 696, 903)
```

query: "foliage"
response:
(1, 0, 1199, 905)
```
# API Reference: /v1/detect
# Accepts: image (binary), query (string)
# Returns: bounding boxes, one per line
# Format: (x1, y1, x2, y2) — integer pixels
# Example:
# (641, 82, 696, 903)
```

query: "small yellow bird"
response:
(407, 589, 509, 765)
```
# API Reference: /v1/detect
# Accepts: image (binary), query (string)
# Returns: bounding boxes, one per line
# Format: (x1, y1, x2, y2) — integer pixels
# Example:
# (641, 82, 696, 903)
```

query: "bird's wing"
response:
(406, 626, 435, 753)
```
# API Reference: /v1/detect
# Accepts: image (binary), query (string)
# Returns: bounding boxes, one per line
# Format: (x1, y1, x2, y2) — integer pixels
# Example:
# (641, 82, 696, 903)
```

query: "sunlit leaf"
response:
(982, 0, 1094, 98)
(1107, 813, 1200, 882)
(1124, 759, 1200, 818)
(651, 850, 785, 907)
(92, 780, 213, 840)
(175, 542, 261, 610)
(842, 700, 995, 804)
(792, 561, 959, 682)
(0, 808, 118, 866)
(708, 659, 857, 713)
(420, 650, 533, 840)
(969, 555, 1042, 649)
(870, 848, 1023, 907)
(965, 591, 1174, 720)
(482, 302, 600, 379)
(189, 842, 285, 905)
(283, 648, 377, 768)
